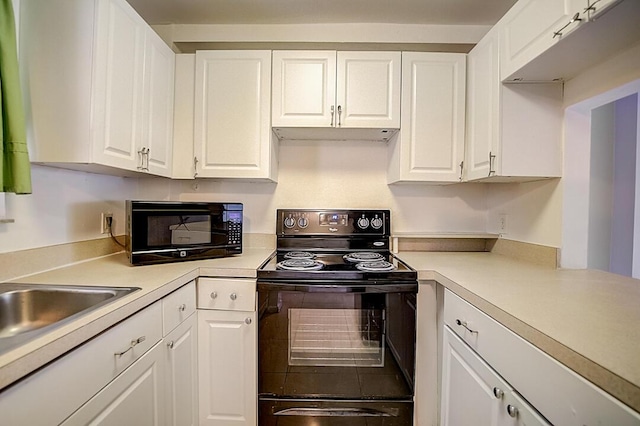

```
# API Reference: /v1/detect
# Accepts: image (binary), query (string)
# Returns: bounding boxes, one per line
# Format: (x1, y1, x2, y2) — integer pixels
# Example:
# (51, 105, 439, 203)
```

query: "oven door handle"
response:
(273, 407, 399, 417)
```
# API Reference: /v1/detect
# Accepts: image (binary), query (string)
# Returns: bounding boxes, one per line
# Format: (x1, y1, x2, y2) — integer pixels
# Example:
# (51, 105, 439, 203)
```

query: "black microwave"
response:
(126, 201, 243, 265)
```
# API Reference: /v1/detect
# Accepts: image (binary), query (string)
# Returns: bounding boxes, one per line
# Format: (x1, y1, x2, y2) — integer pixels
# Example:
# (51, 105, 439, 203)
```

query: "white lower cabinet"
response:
(163, 281, 198, 426)
(441, 326, 550, 426)
(197, 278, 257, 426)
(61, 341, 166, 426)
(442, 289, 640, 426)
(0, 281, 198, 426)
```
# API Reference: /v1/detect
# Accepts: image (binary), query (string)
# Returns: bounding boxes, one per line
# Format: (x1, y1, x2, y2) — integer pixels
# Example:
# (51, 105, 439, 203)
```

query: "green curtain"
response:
(0, 0, 32, 194)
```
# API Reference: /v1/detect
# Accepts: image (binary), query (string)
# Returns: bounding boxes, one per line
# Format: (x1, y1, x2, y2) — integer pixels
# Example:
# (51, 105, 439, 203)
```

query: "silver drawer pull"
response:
(210, 291, 218, 299)
(493, 387, 504, 399)
(245, 317, 252, 325)
(114, 336, 146, 357)
(167, 340, 174, 349)
(230, 293, 237, 301)
(455, 319, 478, 334)
(507, 404, 519, 418)
(178, 303, 186, 311)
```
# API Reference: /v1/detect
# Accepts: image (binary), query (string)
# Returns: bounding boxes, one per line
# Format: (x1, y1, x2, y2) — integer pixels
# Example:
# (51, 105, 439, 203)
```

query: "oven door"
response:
(257, 281, 417, 403)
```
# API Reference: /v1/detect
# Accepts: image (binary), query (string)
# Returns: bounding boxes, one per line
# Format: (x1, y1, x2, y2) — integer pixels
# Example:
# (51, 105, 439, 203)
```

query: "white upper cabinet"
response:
(143, 29, 176, 177)
(272, 51, 337, 127)
(500, 0, 580, 80)
(336, 51, 401, 128)
(387, 52, 466, 183)
(20, 0, 175, 177)
(500, 0, 640, 81)
(272, 50, 401, 137)
(465, 30, 501, 181)
(193, 50, 277, 181)
(464, 29, 563, 182)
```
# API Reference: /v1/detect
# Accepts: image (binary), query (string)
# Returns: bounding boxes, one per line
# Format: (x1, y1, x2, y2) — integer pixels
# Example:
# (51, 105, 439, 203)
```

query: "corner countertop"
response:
(0, 248, 274, 392)
(396, 251, 640, 413)
(1, 248, 639, 414)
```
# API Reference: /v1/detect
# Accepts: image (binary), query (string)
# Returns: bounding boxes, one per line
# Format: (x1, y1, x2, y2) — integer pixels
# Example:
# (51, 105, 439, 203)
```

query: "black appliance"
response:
(257, 209, 417, 425)
(125, 201, 242, 265)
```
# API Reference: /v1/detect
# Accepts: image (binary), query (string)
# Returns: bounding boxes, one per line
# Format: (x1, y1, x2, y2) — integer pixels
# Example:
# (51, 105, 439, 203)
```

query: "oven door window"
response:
(289, 308, 384, 367)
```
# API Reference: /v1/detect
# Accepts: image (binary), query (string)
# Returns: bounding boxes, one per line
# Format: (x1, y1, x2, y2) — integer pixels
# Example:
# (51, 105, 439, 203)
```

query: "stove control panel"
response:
(277, 209, 390, 236)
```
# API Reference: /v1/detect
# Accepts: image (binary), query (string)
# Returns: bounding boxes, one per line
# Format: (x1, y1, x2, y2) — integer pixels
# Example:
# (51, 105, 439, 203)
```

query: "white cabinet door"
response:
(464, 30, 500, 181)
(500, 0, 581, 80)
(387, 52, 466, 183)
(336, 51, 401, 128)
(198, 310, 257, 426)
(143, 28, 175, 177)
(20, 0, 175, 177)
(272, 50, 336, 127)
(194, 50, 276, 181)
(61, 341, 166, 426)
(165, 314, 198, 426)
(91, 0, 146, 172)
(464, 28, 563, 182)
(272, 50, 400, 129)
(441, 326, 551, 426)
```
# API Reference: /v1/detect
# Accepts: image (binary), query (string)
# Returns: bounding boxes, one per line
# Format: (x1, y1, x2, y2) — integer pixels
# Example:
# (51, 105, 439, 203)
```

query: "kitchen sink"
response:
(0, 283, 140, 354)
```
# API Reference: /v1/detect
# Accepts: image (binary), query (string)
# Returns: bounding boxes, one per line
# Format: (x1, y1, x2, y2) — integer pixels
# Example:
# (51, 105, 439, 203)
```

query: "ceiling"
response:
(125, 0, 518, 26)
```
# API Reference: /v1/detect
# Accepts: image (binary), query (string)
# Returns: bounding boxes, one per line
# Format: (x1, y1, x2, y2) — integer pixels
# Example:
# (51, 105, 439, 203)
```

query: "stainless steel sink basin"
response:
(0, 283, 140, 354)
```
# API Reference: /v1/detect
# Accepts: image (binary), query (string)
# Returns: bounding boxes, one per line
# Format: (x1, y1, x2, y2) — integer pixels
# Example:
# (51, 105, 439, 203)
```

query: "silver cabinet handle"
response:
(488, 151, 496, 176)
(493, 387, 504, 399)
(330, 105, 335, 126)
(507, 404, 519, 418)
(167, 340, 174, 349)
(245, 317, 252, 325)
(553, 12, 582, 38)
(455, 319, 478, 334)
(144, 148, 150, 171)
(230, 293, 237, 301)
(178, 303, 186, 312)
(210, 291, 217, 299)
(137, 148, 148, 171)
(337, 105, 342, 127)
(193, 156, 199, 178)
(114, 336, 146, 357)
(459, 161, 464, 181)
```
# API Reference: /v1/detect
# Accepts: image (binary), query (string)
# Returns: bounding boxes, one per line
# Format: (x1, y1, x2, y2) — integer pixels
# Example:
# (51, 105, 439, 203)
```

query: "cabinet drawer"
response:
(0, 301, 162, 426)
(197, 278, 256, 311)
(443, 289, 640, 425)
(162, 280, 196, 335)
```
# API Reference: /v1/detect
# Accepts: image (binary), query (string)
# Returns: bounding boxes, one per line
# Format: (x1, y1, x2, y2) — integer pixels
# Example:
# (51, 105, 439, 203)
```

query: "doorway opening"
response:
(562, 79, 640, 278)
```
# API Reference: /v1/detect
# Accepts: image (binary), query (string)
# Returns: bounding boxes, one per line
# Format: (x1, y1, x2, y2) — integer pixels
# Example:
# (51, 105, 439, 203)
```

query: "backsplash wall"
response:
(146, 139, 490, 234)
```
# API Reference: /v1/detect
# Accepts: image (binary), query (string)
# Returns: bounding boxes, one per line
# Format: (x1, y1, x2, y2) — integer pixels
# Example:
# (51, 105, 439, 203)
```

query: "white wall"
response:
(140, 139, 489, 234)
(485, 179, 563, 247)
(0, 165, 138, 254)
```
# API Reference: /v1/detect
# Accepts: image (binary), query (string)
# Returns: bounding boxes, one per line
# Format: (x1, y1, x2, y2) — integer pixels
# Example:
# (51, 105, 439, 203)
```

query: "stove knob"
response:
(357, 217, 370, 229)
(371, 217, 383, 229)
(284, 216, 296, 229)
(298, 217, 309, 228)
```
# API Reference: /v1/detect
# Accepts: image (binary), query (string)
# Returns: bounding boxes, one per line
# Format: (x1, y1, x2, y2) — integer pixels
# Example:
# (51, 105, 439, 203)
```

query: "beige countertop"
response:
(0, 248, 273, 391)
(396, 251, 640, 413)
(1, 248, 639, 414)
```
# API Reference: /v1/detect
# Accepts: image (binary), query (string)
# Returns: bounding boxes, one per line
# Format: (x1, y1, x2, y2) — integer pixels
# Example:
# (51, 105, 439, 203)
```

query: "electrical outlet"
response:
(101, 212, 113, 234)
(499, 214, 508, 234)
